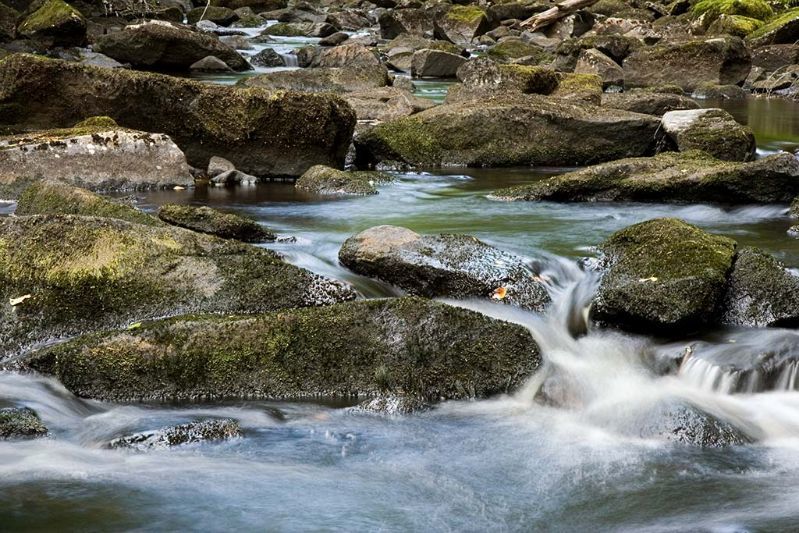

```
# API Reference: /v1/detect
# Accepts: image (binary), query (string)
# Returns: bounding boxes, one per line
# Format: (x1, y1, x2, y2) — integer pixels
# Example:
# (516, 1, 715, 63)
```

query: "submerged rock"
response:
(0, 54, 355, 178)
(658, 108, 755, 162)
(623, 36, 751, 91)
(158, 204, 276, 242)
(295, 165, 393, 196)
(16, 181, 158, 226)
(25, 297, 541, 405)
(720, 247, 799, 328)
(0, 214, 354, 355)
(592, 218, 736, 334)
(108, 419, 242, 450)
(491, 151, 799, 204)
(354, 95, 659, 169)
(0, 120, 193, 198)
(339, 225, 550, 312)
(0, 407, 48, 440)
(94, 20, 251, 72)
(634, 402, 751, 447)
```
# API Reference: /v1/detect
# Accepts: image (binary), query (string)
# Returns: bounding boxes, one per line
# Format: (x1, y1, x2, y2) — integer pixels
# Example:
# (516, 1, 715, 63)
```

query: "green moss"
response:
(295, 165, 393, 196)
(446, 5, 486, 24)
(157, 204, 275, 242)
(748, 7, 799, 38)
(362, 117, 444, 167)
(24, 297, 540, 403)
(709, 14, 764, 35)
(261, 22, 306, 37)
(692, 0, 773, 24)
(16, 181, 159, 226)
(0, 408, 48, 440)
(552, 73, 603, 104)
(487, 38, 553, 64)
(18, 0, 84, 33)
(74, 116, 118, 129)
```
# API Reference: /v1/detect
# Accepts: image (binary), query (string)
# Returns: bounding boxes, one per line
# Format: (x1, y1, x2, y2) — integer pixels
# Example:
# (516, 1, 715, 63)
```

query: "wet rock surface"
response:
(0, 407, 48, 440)
(296, 165, 393, 196)
(158, 204, 276, 242)
(108, 419, 242, 450)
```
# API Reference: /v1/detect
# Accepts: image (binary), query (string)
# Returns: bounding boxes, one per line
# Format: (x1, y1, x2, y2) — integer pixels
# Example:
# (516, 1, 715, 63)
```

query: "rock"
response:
(691, 0, 772, 28)
(213, 0, 285, 11)
(0, 54, 355, 178)
(210, 169, 258, 186)
(339, 225, 550, 311)
(445, 59, 560, 104)
(240, 65, 389, 93)
(691, 83, 747, 99)
(746, 8, 799, 47)
(658, 108, 755, 162)
(17, 0, 87, 47)
(433, 5, 492, 45)
(207, 155, 235, 177)
(16, 181, 159, 226)
(411, 48, 466, 78)
(574, 48, 623, 89)
(624, 36, 751, 91)
(0, 3, 18, 43)
(487, 37, 553, 65)
(93, 20, 251, 72)
(554, 34, 643, 71)
(0, 121, 193, 198)
(752, 65, 799, 92)
(249, 47, 285, 67)
(187, 6, 238, 26)
(307, 43, 384, 70)
(108, 419, 242, 450)
(296, 165, 393, 196)
(631, 402, 751, 447)
(354, 95, 659, 169)
(344, 86, 434, 122)
(158, 204, 275, 242)
(706, 14, 764, 38)
(379, 33, 462, 55)
(751, 44, 799, 73)
(720, 247, 799, 328)
(25, 297, 540, 405)
(379, 9, 434, 39)
(261, 21, 336, 38)
(491, 151, 799, 204)
(319, 31, 349, 46)
(0, 214, 355, 354)
(0, 407, 48, 440)
(219, 34, 253, 50)
(189, 55, 233, 72)
(601, 91, 700, 116)
(592, 218, 736, 334)
(550, 72, 603, 105)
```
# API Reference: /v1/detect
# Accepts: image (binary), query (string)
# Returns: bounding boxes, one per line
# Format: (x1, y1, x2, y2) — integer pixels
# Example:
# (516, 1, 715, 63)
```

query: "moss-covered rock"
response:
(157, 204, 275, 242)
(490, 151, 799, 203)
(16, 181, 159, 226)
(378, 33, 462, 56)
(260, 21, 335, 38)
(93, 20, 250, 72)
(574, 48, 624, 89)
(720, 247, 799, 327)
(0, 122, 193, 197)
(295, 165, 393, 196)
(108, 419, 242, 450)
(746, 7, 799, 47)
(554, 34, 643, 71)
(187, 6, 238, 26)
(445, 58, 560, 103)
(378, 9, 435, 40)
(658, 108, 755, 161)
(0, 3, 19, 43)
(17, 0, 86, 47)
(624, 36, 752, 91)
(240, 65, 389, 93)
(0, 407, 48, 440)
(0, 214, 354, 355)
(707, 14, 764, 37)
(601, 91, 700, 116)
(434, 5, 492, 45)
(354, 95, 659, 169)
(593, 218, 736, 334)
(0, 54, 356, 178)
(550, 72, 604, 105)
(339, 225, 551, 312)
(692, 0, 773, 26)
(23, 297, 541, 404)
(411, 48, 466, 78)
(487, 37, 554, 65)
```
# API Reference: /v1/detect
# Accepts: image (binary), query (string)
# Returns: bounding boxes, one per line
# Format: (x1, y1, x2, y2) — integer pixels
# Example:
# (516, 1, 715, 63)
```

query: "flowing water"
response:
(6, 46, 799, 528)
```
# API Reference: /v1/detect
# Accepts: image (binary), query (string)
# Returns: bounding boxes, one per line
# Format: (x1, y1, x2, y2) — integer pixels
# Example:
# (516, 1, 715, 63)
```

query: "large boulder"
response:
(108, 419, 242, 450)
(17, 0, 86, 47)
(433, 5, 492, 45)
(295, 165, 393, 196)
(720, 247, 799, 328)
(658, 108, 755, 162)
(445, 60, 560, 103)
(339, 225, 550, 312)
(343, 87, 435, 122)
(490, 151, 799, 203)
(16, 180, 159, 226)
(260, 21, 336, 38)
(554, 34, 643, 71)
(592, 218, 736, 334)
(158, 204, 276, 242)
(0, 54, 355, 177)
(354, 95, 659, 169)
(574, 48, 624, 89)
(601, 91, 700, 116)
(93, 20, 250, 72)
(240, 66, 389, 93)
(187, 6, 238, 25)
(751, 44, 799, 72)
(24, 297, 541, 405)
(0, 214, 354, 355)
(379, 9, 435, 39)
(747, 8, 799, 47)
(0, 119, 193, 198)
(411, 48, 466, 78)
(0, 407, 48, 440)
(487, 37, 554, 65)
(624, 37, 751, 91)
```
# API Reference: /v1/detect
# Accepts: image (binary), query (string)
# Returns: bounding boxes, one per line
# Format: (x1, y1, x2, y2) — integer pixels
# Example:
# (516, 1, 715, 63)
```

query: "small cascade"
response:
(679, 348, 799, 394)
(279, 52, 299, 67)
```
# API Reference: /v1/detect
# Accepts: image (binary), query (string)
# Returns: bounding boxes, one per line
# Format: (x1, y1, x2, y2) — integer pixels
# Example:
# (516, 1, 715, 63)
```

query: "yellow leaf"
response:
(9, 294, 31, 306)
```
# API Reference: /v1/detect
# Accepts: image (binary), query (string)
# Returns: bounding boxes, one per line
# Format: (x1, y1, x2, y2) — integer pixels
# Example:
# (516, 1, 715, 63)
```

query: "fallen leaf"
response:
(127, 322, 142, 330)
(638, 276, 658, 282)
(491, 287, 507, 300)
(9, 294, 31, 306)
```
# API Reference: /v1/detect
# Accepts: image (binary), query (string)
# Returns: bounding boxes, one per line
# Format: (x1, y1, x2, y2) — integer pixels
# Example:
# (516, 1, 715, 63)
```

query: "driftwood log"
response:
(520, 0, 600, 32)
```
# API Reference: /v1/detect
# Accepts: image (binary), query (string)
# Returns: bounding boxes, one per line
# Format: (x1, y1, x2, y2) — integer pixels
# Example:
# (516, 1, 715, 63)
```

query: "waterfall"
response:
(279, 52, 299, 67)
